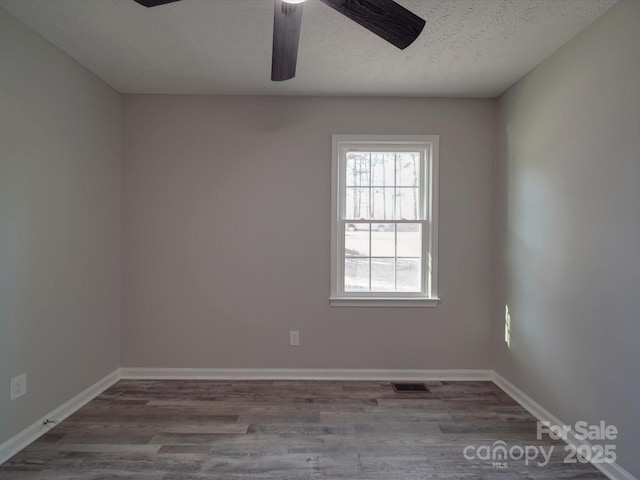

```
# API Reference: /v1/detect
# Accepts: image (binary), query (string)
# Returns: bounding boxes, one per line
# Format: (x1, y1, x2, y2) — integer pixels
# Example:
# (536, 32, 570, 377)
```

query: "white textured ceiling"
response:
(0, 0, 616, 97)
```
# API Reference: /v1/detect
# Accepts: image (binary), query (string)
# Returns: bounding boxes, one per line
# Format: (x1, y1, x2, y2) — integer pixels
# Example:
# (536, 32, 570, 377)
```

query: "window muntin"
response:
(331, 135, 439, 307)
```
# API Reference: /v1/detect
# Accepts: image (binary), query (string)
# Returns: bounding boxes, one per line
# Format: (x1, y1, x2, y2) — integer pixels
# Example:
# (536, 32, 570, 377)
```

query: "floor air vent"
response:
(392, 383, 428, 392)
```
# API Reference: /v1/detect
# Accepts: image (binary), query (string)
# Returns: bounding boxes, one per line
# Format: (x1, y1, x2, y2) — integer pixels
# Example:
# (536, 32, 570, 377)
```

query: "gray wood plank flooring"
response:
(0, 380, 607, 479)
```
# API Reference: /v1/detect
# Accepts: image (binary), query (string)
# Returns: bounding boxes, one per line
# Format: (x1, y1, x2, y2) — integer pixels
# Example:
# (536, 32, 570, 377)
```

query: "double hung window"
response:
(330, 135, 439, 307)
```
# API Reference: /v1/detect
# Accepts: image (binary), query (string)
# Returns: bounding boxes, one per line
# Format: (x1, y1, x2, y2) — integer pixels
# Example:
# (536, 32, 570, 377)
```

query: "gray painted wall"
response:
(0, 9, 122, 444)
(493, 1, 640, 476)
(122, 95, 496, 369)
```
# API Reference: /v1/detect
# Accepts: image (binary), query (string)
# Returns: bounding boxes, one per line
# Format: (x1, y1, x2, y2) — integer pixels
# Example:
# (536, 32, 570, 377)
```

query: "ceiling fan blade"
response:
(271, 0, 304, 81)
(319, 0, 425, 50)
(133, 0, 182, 7)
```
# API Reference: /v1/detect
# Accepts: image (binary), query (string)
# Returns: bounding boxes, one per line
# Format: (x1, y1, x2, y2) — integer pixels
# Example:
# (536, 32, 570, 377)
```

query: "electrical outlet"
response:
(289, 330, 300, 346)
(10, 373, 27, 401)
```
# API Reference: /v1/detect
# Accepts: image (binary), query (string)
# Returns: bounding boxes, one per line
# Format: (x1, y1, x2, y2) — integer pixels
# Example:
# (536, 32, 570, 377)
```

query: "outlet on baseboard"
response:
(10, 373, 27, 401)
(289, 330, 300, 346)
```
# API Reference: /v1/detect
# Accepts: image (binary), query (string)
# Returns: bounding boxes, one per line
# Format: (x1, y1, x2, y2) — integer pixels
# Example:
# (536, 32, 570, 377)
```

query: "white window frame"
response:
(330, 135, 440, 307)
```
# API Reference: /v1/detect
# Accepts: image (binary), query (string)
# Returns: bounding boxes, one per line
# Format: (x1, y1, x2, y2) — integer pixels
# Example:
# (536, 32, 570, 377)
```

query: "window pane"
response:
(371, 187, 394, 220)
(397, 223, 422, 258)
(397, 152, 420, 186)
(397, 259, 421, 292)
(345, 258, 369, 292)
(345, 225, 370, 257)
(345, 187, 370, 220)
(371, 153, 395, 187)
(371, 258, 395, 291)
(346, 152, 370, 186)
(396, 188, 420, 220)
(371, 223, 395, 257)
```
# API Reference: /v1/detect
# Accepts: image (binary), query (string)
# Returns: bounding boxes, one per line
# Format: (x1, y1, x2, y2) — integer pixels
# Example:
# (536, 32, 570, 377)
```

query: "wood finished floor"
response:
(1, 380, 606, 479)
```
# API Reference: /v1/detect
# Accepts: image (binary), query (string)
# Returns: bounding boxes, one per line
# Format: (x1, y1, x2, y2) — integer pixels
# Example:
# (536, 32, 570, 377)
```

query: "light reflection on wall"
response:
(504, 304, 511, 349)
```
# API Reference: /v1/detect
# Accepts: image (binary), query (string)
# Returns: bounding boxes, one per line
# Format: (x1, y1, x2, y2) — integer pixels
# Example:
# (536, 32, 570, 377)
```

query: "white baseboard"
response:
(0, 368, 120, 466)
(119, 367, 493, 382)
(491, 371, 637, 480)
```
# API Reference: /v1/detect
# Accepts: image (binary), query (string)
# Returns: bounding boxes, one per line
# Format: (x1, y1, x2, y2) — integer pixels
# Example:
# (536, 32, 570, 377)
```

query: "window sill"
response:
(330, 297, 440, 308)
